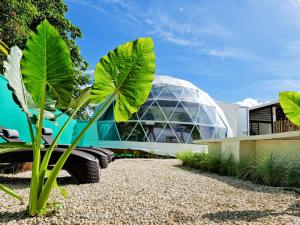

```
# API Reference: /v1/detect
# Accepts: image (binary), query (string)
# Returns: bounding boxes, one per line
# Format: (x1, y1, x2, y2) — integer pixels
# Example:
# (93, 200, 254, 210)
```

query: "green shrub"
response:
(177, 151, 195, 167)
(287, 163, 300, 187)
(254, 154, 286, 186)
(236, 160, 255, 180)
(220, 153, 237, 176)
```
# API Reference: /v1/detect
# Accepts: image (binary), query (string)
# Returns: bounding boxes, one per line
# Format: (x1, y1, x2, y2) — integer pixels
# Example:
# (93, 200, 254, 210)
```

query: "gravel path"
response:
(0, 159, 300, 224)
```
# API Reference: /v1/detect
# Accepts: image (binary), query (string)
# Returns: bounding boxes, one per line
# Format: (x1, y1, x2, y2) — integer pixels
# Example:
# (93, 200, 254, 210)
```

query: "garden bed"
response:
(0, 159, 299, 224)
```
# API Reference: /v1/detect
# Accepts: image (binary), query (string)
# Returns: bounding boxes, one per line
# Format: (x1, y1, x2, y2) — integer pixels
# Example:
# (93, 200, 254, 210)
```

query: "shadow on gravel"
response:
(0, 210, 28, 223)
(173, 165, 298, 194)
(202, 200, 300, 222)
(0, 175, 76, 189)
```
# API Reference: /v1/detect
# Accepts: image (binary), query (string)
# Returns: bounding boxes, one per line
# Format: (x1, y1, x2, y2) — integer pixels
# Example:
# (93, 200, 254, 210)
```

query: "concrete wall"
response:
(203, 133, 300, 166)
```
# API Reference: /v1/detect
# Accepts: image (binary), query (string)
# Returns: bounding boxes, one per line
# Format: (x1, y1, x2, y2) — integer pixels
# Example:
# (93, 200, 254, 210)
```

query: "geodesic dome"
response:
(96, 75, 232, 143)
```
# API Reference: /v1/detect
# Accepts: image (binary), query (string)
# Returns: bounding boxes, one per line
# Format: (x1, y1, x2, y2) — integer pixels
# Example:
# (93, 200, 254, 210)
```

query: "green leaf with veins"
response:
(279, 91, 300, 126)
(90, 37, 155, 122)
(21, 19, 74, 108)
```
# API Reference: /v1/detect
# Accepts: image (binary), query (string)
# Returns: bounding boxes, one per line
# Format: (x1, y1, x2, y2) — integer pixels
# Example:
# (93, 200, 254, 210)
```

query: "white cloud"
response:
(236, 98, 265, 108)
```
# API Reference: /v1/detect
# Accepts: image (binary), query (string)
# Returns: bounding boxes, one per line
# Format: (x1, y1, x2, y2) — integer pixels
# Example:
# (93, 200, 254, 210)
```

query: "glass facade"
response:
(96, 76, 229, 143)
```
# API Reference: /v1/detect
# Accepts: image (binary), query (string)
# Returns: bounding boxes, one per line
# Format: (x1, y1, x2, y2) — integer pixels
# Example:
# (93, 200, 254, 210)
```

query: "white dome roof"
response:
(153, 75, 233, 137)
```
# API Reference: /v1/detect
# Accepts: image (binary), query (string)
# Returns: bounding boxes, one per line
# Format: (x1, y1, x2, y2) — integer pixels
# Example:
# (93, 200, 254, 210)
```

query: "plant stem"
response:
(40, 98, 89, 175)
(29, 102, 45, 215)
(37, 94, 114, 211)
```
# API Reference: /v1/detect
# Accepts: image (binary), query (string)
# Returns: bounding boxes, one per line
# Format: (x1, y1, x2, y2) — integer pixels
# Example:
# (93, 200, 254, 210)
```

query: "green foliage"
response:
(0, 0, 89, 119)
(254, 154, 287, 186)
(0, 19, 155, 216)
(21, 19, 73, 108)
(0, 183, 23, 202)
(3, 46, 33, 117)
(219, 154, 237, 176)
(176, 151, 195, 166)
(177, 151, 300, 187)
(91, 38, 155, 122)
(279, 91, 300, 126)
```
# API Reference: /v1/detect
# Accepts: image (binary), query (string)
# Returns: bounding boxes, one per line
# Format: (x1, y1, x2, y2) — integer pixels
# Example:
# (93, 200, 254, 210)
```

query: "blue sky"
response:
(65, 0, 300, 104)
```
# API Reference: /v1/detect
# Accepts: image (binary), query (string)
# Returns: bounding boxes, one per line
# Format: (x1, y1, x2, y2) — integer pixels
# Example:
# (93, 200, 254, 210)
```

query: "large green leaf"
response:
(0, 183, 23, 202)
(21, 19, 74, 108)
(90, 37, 155, 122)
(3, 46, 57, 122)
(3, 46, 33, 117)
(0, 142, 33, 154)
(279, 91, 300, 126)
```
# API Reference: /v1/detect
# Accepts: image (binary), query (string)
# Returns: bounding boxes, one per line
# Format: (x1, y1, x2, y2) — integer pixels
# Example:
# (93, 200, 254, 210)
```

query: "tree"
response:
(0, 0, 90, 113)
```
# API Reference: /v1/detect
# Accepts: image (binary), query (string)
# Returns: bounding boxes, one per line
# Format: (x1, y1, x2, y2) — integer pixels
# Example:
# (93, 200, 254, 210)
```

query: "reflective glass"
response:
(97, 122, 120, 140)
(157, 86, 177, 100)
(170, 102, 193, 122)
(181, 102, 200, 122)
(116, 122, 137, 140)
(156, 100, 178, 120)
(141, 101, 166, 121)
(170, 124, 194, 143)
(101, 103, 114, 121)
(142, 122, 165, 142)
(198, 126, 215, 139)
(181, 88, 199, 102)
(213, 127, 227, 139)
(186, 126, 201, 143)
(168, 86, 183, 100)
(197, 105, 216, 125)
(127, 123, 148, 142)
(137, 100, 153, 119)
(156, 124, 178, 143)
(152, 86, 163, 97)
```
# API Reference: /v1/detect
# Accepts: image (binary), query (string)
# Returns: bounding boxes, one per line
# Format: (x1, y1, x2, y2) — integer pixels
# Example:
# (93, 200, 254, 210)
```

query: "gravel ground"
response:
(0, 159, 300, 225)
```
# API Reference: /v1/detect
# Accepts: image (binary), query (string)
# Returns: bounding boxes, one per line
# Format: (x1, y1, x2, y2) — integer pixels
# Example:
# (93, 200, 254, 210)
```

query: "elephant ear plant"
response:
(0, 19, 155, 216)
(279, 92, 300, 126)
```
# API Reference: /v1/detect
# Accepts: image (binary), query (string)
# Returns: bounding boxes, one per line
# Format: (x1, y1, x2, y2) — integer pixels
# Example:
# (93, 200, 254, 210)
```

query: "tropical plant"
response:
(0, 19, 155, 215)
(0, 40, 24, 202)
(279, 91, 300, 126)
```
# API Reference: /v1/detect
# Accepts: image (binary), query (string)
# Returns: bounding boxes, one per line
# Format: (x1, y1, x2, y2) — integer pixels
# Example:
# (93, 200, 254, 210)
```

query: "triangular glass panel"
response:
(181, 88, 199, 102)
(156, 100, 178, 120)
(198, 126, 215, 139)
(137, 100, 153, 119)
(141, 101, 166, 121)
(170, 124, 194, 143)
(168, 86, 183, 100)
(148, 91, 154, 99)
(97, 122, 120, 141)
(127, 123, 148, 142)
(196, 105, 216, 125)
(100, 103, 114, 121)
(169, 102, 193, 122)
(216, 114, 226, 128)
(156, 124, 178, 143)
(116, 122, 137, 140)
(128, 113, 138, 121)
(213, 127, 227, 139)
(181, 102, 200, 122)
(186, 126, 201, 143)
(141, 122, 165, 142)
(157, 86, 177, 100)
(152, 86, 164, 97)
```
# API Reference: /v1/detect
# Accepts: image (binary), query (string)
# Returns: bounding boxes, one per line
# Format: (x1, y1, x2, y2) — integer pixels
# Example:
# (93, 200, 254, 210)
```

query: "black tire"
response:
(64, 158, 100, 184)
(0, 148, 100, 184)
(79, 148, 109, 169)
(89, 147, 114, 163)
